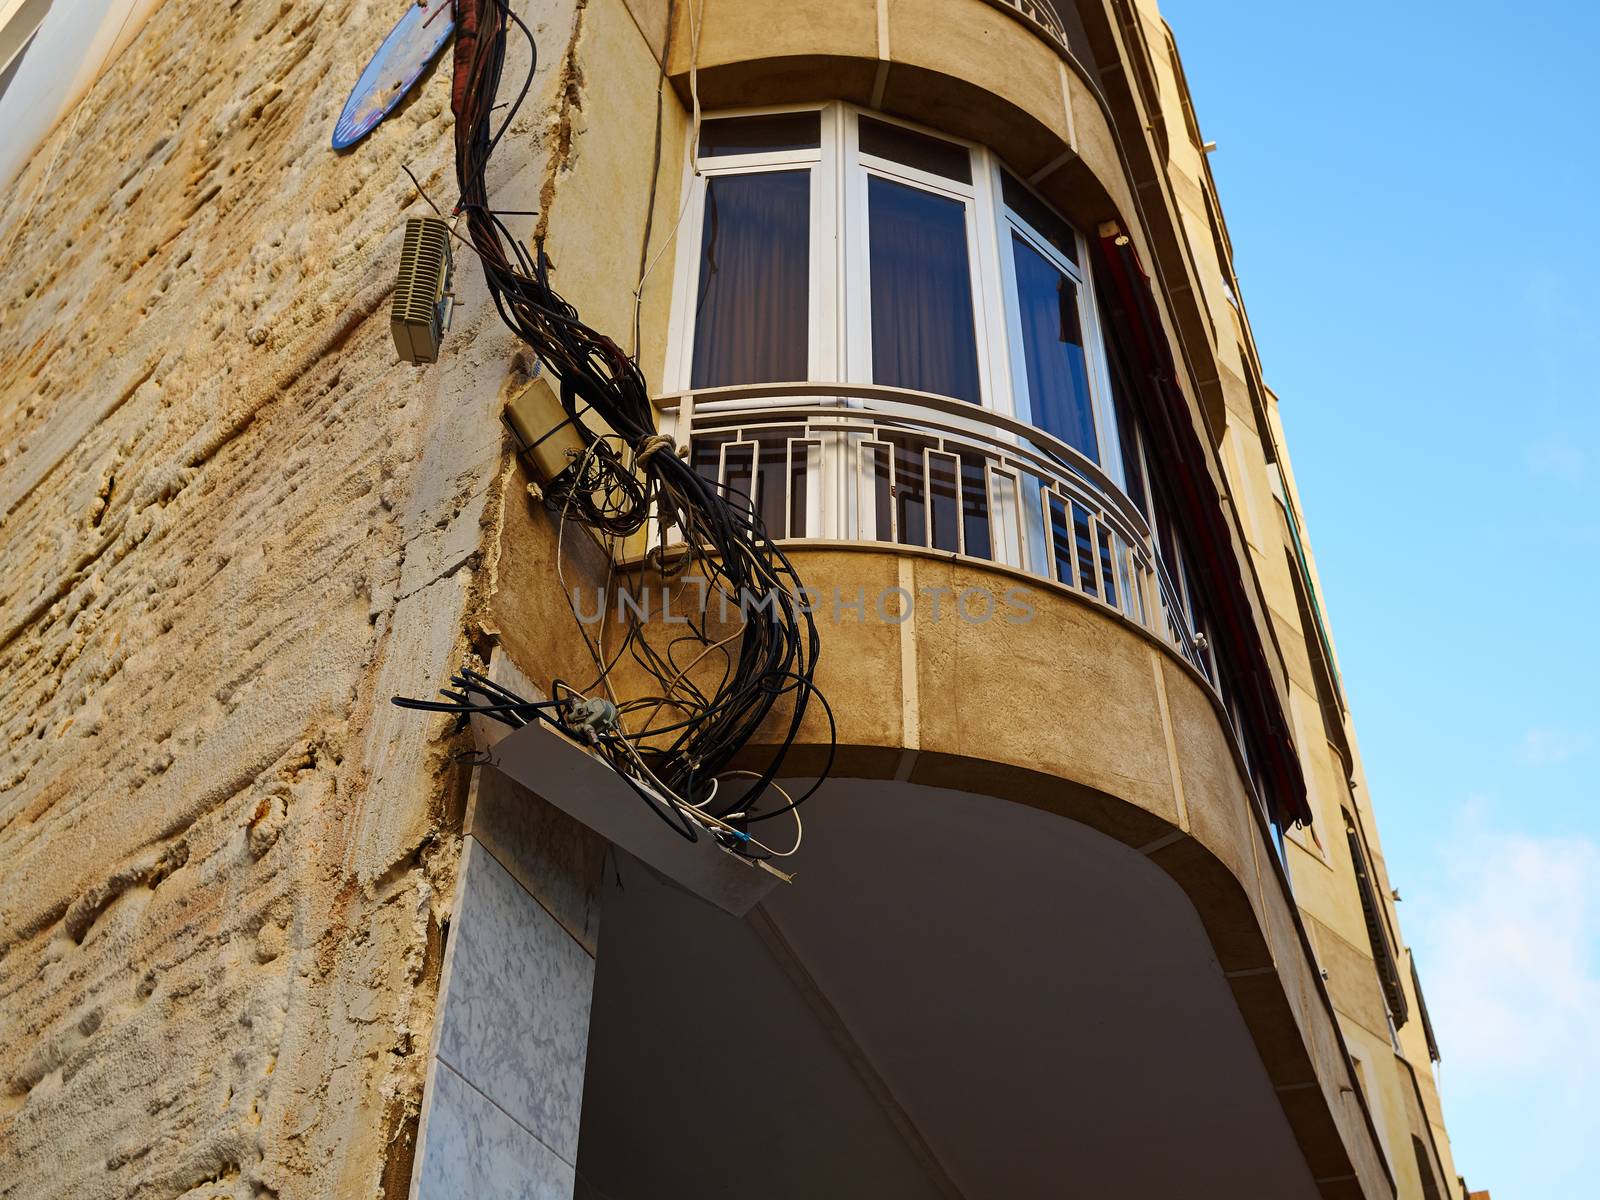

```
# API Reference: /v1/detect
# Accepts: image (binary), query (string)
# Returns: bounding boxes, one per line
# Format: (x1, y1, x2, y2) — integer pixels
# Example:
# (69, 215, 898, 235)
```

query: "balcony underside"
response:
(577, 778, 1320, 1199)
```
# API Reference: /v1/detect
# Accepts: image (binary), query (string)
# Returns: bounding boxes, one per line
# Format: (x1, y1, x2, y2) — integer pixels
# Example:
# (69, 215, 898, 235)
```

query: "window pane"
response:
(1048, 491, 1073, 586)
(691, 171, 810, 388)
(1113, 381, 1148, 517)
(960, 454, 992, 560)
(1012, 232, 1098, 459)
(789, 438, 819, 539)
(723, 442, 756, 516)
(698, 112, 821, 157)
(1097, 524, 1118, 608)
(1001, 171, 1078, 264)
(865, 441, 893, 541)
(859, 116, 972, 183)
(690, 431, 734, 483)
(928, 450, 961, 553)
(1072, 502, 1097, 596)
(869, 176, 981, 404)
(739, 425, 803, 538)
(891, 434, 932, 548)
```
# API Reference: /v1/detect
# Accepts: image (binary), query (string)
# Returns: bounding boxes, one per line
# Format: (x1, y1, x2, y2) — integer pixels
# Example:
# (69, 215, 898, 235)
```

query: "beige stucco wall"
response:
(0, 0, 672, 1194)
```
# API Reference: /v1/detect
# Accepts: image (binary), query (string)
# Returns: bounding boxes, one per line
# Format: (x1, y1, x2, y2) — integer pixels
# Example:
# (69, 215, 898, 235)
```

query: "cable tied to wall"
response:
(633, 433, 677, 466)
(394, 0, 834, 862)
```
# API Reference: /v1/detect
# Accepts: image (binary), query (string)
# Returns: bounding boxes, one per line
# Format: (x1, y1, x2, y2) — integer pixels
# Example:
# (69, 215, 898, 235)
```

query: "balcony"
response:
(476, 12, 1393, 1199)
(661, 379, 1213, 680)
(977, 0, 1073, 55)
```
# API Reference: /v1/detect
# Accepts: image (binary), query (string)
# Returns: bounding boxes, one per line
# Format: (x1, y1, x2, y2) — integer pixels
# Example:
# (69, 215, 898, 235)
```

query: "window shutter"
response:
(1346, 824, 1409, 1029)
(1411, 954, 1441, 1063)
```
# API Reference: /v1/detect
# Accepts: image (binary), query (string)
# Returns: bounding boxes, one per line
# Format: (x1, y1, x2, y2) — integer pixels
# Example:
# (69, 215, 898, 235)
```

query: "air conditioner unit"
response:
(391, 216, 454, 363)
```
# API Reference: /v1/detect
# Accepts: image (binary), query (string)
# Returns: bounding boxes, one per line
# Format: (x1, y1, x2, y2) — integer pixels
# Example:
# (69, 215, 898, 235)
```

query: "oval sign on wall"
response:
(332, 0, 455, 151)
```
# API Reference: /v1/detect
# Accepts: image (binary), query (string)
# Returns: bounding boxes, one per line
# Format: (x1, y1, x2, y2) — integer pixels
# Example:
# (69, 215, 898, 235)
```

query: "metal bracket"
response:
(484, 720, 784, 917)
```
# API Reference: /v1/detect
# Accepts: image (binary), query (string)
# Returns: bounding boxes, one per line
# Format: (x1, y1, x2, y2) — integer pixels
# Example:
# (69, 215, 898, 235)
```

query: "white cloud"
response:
(1412, 807, 1600, 1198)
(1418, 811, 1600, 1080)
(1518, 727, 1594, 766)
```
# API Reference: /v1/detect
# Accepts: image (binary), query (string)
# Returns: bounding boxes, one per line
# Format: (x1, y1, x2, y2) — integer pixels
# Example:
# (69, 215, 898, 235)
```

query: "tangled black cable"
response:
(393, 0, 833, 858)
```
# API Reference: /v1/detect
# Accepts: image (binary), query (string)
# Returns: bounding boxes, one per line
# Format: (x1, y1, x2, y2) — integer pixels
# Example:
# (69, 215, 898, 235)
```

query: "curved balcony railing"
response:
(657, 382, 1211, 677)
(978, 0, 1072, 55)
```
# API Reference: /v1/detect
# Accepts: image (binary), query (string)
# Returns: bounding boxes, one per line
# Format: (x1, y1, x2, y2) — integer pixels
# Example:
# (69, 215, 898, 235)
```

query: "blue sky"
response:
(1161, 1, 1600, 1196)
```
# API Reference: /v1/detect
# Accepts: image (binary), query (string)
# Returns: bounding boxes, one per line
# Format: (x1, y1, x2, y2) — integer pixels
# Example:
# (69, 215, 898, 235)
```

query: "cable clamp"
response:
(565, 697, 620, 738)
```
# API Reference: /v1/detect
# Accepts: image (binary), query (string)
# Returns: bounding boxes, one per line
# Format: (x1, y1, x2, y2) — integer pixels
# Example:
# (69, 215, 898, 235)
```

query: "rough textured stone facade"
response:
(0, 0, 594, 1192)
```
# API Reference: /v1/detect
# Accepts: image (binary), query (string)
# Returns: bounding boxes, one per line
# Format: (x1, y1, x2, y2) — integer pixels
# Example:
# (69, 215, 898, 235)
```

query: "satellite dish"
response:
(332, 0, 455, 151)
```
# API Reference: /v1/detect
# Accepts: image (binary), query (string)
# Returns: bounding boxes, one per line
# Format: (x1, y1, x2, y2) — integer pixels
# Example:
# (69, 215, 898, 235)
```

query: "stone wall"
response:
(0, 0, 608, 1193)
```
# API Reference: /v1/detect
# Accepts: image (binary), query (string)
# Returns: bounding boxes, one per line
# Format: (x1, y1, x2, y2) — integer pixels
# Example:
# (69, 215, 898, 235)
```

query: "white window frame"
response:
(842, 111, 1003, 414)
(662, 101, 1135, 547)
(664, 104, 1119, 419)
(661, 102, 841, 406)
(992, 168, 1125, 488)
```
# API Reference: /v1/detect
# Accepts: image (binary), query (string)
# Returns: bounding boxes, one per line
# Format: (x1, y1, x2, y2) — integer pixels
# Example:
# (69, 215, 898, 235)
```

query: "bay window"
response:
(667, 104, 1183, 638)
(662, 105, 1289, 824)
(668, 103, 1119, 467)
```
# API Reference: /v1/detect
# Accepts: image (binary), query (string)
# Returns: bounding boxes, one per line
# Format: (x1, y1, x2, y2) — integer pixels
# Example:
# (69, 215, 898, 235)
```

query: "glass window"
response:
(1002, 171, 1078, 264)
(859, 116, 972, 183)
(867, 175, 981, 403)
(959, 455, 992, 560)
(671, 107, 1258, 798)
(891, 434, 931, 547)
(691, 171, 810, 388)
(1010, 232, 1097, 458)
(1112, 380, 1149, 518)
(698, 112, 821, 157)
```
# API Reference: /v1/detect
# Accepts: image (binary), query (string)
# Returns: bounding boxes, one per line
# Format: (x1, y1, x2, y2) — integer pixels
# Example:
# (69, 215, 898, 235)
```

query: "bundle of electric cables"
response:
(393, 0, 833, 862)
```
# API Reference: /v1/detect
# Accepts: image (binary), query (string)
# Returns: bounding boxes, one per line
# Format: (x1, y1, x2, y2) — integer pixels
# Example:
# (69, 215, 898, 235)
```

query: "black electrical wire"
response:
(393, 0, 834, 855)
